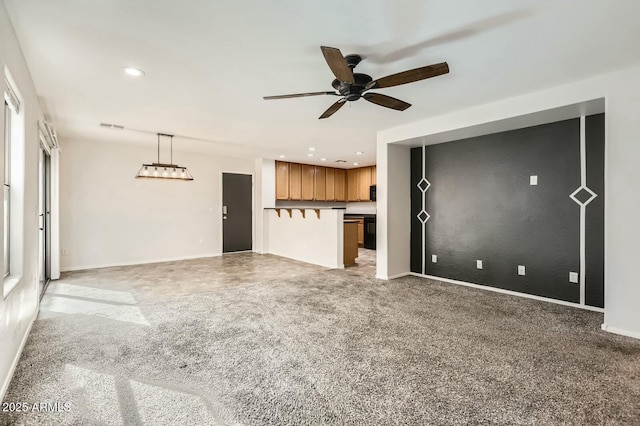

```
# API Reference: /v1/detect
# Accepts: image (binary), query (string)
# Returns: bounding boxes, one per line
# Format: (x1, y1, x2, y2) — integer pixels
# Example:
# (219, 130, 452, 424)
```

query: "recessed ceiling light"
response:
(122, 66, 145, 77)
(308, 147, 316, 151)
(279, 155, 286, 158)
(353, 162, 359, 166)
(320, 158, 327, 161)
(307, 153, 314, 157)
(355, 151, 364, 155)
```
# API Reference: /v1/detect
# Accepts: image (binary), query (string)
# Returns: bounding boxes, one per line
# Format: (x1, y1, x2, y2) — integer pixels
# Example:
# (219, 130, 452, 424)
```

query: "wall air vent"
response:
(99, 122, 124, 130)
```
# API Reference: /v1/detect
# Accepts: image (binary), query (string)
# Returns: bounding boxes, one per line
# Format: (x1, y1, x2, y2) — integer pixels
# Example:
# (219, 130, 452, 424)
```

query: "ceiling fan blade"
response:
(263, 91, 338, 100)
(363, 93, 411, 111)
(319, 99, 346, 119)
(369, 62, 449, 89)
(321, 46, 354, 83)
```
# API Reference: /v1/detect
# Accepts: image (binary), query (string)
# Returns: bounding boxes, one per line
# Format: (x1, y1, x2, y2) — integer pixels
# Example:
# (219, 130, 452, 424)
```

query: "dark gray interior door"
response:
(222, 173, 253, 253)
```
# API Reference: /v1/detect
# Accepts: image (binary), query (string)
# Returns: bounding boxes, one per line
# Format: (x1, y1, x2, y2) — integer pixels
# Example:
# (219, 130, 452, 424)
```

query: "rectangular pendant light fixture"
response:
(135, 133, 194, 181)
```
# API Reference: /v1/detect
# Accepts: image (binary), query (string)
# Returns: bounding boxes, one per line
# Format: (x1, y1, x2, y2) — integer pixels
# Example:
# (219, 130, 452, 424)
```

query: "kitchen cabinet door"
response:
(314, 166, 326, 200)
(343, 222, 358, 266)
(325, 167, 335, 201)
(347, 168, 359, 201)
(289, 163, 302, 200)
(358, 167, 372, 201)
(301, 164, 315, 201)
(357, 219, 364, 246)
(275, 161, 290, 200)
(371, 166, 376, 186)
(335, 169, 346, 201)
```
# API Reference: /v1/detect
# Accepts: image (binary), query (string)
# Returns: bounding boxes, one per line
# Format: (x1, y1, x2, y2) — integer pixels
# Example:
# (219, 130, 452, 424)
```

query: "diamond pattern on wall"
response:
(417, 178, 431, 192)
(570, 185, 597, 207)
(417, 210, 431, 224)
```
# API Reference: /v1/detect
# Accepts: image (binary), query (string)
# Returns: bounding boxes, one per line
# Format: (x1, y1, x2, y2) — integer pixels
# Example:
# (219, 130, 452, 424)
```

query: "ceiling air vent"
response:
(335, 159, 347, 163)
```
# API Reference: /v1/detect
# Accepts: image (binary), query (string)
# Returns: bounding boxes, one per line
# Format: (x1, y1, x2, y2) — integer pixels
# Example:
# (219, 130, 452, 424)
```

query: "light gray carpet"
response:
(2, 268, 640, 425)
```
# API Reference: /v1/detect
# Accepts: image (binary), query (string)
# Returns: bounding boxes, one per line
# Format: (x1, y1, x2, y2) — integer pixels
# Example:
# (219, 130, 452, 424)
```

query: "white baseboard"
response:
(0, 310, 37, 402)
(389, 272, 412, 280)
(60, 253, 222, 272)
(376, 272, 411, 280)
(411, 273, 605, 313)
(601, 323, 640, 340)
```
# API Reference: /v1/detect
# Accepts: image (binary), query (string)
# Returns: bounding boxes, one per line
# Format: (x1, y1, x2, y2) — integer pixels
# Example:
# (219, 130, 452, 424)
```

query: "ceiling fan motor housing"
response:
(332, 73, 373, 101)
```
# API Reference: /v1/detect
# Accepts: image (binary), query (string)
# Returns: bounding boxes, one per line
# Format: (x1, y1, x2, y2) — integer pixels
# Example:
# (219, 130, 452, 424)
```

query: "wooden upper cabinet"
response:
(334, 169, 346, 201)
(325, 168, 335, 201)
(274, 161, 375, 203)
(359, 167, 372, 201)
(347, 168, 359, 201)
(301, 164, 315, 200)
(289, 163, 302, 200)
(314, 166, 326, 201)
(275, 161, 290, 200)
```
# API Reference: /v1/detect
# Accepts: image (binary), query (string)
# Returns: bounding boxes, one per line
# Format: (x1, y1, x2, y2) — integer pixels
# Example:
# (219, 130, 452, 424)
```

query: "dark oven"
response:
(364, 216, 376, 250)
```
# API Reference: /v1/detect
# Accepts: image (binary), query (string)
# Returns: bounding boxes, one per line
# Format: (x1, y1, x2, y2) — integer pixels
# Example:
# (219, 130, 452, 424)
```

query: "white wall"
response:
(59, 138, 256, 270)
(377, 64, 640, 339)
(261, 159, 275, 209)
(264, 208, 343, 269)
(0, 2, 47, 399)
(345, 201, 377, 215)
(375, 142, 411, 280)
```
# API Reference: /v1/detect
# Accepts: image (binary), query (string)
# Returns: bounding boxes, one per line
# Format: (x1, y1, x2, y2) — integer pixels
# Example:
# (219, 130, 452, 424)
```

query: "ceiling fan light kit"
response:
(135, 133, 194, 181)
(264, 46, 449, 119)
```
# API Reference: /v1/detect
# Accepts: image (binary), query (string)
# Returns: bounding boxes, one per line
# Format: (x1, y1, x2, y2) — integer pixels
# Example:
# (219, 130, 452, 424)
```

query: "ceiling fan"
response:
(263, 46, 449, 119)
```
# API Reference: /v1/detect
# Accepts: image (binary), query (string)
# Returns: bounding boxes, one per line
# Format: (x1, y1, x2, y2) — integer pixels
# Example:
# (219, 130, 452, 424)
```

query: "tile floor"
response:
(40, 250, 376, 321)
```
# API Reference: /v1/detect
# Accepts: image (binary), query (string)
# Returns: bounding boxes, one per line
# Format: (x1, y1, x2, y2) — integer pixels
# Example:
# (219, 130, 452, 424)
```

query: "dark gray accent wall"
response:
(585, 113, 605, 308)
(410, 115, 605, 307)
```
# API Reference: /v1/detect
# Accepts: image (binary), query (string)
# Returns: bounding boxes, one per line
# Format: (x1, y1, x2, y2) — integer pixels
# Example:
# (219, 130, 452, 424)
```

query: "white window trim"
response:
(3, 71, 24, 299)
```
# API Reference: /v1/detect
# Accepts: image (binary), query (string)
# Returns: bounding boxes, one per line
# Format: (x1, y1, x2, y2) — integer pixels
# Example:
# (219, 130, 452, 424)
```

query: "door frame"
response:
(37, 132, 52, 299)
(219, 170, 255, 254)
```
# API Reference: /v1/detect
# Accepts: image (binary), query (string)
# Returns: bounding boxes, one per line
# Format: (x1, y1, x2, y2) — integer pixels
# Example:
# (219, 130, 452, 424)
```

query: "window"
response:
(3, 72, 23, 298)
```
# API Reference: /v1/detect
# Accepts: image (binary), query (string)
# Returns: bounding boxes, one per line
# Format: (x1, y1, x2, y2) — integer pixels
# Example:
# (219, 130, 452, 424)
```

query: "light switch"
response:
(431, 254, 437, 263)
(518, 265, 526, 276)
(569, 272, 579, 283)
(530, 175, 538, 185)
(476, 260, 483, 269)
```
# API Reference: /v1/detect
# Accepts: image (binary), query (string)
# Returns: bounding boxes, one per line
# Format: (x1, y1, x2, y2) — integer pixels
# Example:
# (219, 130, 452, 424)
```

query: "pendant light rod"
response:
(155, 133, 175, 165)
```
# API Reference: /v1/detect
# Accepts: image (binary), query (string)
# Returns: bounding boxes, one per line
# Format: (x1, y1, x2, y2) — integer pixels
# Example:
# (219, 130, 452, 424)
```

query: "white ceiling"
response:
(5, 0, 640, 166)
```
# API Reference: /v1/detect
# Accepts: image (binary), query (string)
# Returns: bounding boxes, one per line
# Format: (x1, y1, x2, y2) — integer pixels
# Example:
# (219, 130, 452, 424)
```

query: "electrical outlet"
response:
(199, 239, 204, 246)
(530, 175, 538, 186)
(518, 265, 526, 276)
(62, 249, 69, 256)
(431, 254, 437, 263)
(569, 272, 579, 283)
(476, 260, 483, 269)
